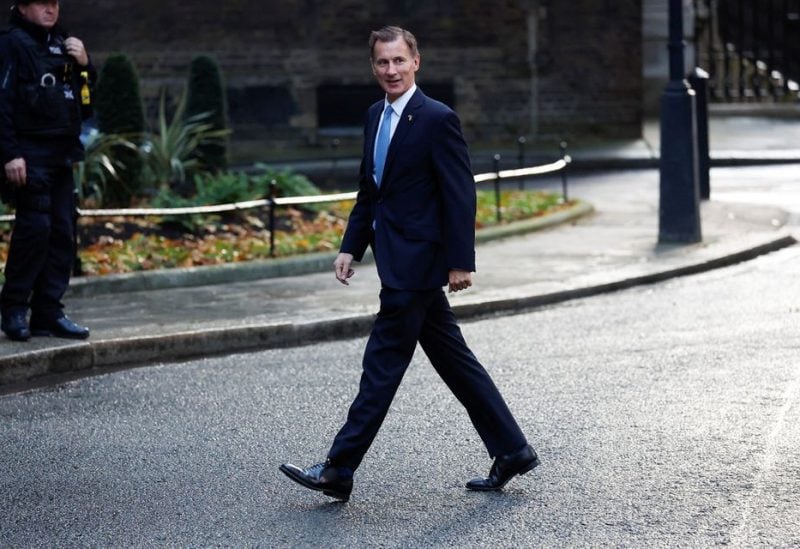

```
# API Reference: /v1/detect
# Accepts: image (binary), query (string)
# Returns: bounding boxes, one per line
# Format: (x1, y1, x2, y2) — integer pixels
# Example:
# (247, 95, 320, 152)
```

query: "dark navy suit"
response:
(327, 88, 528, 470)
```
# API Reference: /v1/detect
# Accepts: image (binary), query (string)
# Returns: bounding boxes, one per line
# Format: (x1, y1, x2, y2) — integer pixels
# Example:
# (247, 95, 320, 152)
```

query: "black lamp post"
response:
(659, 0, 701, 243)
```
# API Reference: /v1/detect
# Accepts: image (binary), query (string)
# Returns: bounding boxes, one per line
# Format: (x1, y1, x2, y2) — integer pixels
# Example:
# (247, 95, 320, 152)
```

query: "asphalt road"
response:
(2, 235, 799, 547)
(2, 164, 799, 547)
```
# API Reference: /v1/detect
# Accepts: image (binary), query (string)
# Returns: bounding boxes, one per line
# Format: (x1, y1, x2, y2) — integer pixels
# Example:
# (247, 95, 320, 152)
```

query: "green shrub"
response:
(252, 163, 320, 198)
(194, 171, 258, 204)
(94, 53, 146, 205)
(95, 54, 146, 134)
(150, 166, 320, 232)
(150, 186, 207, 233)
(185, 55, 229, 172)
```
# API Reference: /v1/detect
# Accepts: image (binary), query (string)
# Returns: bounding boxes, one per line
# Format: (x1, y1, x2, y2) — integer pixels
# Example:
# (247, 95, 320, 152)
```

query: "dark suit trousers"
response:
(327, 287, 528, 471)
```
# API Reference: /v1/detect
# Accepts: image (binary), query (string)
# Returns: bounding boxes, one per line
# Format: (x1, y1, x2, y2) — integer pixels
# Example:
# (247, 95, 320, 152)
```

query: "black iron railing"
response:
(694, 0, 800, 102)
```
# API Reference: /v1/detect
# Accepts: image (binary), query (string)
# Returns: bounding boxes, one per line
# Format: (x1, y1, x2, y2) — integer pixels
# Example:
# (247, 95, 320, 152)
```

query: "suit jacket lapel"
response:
(379, 88, 425, 194)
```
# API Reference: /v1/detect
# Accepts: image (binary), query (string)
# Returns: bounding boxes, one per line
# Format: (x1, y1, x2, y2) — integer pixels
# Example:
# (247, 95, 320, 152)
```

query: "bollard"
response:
(493, 154, 502, 223)
(517, 136, 526, 190)
(688, 67, 710, 200)
(268, 180, 277, 257)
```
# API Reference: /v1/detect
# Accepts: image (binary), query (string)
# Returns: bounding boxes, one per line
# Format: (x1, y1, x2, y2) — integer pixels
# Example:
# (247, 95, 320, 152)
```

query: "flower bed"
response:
(0, 190, 571, 279)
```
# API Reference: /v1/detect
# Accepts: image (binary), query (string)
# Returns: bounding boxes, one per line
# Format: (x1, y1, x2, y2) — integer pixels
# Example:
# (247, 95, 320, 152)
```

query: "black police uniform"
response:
(0, 9, 94, 340)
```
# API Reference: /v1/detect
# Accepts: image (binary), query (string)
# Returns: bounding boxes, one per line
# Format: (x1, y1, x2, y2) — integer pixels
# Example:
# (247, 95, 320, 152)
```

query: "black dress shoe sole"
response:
(3, 330, 31, 342)
(279, 464, 351, 501)
(466, 456, 541, 492)
(30, 328, 90, 340)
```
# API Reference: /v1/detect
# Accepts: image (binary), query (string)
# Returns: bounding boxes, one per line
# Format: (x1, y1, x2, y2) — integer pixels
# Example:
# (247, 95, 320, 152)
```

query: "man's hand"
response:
(4, 158, 26, 187)
(448, 269, 472, 293)
(64, 37, 89, 67)
(334, 252, 356, 285)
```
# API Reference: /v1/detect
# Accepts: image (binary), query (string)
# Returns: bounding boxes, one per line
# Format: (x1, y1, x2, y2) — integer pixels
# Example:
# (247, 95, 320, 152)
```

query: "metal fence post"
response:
(517, 136, 526, 190)
(331, 138, 340, 182)
(559, 141, 569, 202)
(493, 154, 502, 223)
(268, 180, 277, 258)
(72, 189, 83, 276)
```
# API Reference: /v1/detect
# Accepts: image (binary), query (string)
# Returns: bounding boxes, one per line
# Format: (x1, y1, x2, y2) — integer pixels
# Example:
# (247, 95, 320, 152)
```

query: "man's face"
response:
(18, 1, 60, 30)
(371, 38, 420, 103)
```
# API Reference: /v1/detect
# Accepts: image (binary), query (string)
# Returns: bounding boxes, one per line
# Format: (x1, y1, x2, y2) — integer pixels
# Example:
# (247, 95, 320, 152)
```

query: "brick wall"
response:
(535, 0, 643, 138)
(60, 1, 641, 146)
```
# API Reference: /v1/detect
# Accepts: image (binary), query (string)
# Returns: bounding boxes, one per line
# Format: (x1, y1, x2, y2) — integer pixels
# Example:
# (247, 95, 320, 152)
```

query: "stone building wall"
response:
(60, 1, 642, 147)
(535, 0, 643, 138)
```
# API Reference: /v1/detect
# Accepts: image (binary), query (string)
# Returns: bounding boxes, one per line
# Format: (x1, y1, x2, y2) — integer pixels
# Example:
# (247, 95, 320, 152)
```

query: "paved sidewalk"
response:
(1, 168, 795, 392)
(1, 114, 799, 392)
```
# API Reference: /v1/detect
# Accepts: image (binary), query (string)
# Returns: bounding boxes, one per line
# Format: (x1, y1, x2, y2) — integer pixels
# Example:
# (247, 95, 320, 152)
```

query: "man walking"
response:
(0, 0, 93, 341)
(280, 26, 539, 501)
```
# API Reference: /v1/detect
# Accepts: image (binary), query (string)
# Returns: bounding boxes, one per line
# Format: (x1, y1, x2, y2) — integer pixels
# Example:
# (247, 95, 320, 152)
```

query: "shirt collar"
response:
(384, 84, 417, 116)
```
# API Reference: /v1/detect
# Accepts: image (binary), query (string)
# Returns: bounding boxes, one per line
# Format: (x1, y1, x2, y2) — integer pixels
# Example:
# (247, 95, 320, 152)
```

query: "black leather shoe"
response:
(1, 310, 31, 341)
(466, 444, 540, 491)
(279, 460, 353, 501)
(30, 315, 90, 340)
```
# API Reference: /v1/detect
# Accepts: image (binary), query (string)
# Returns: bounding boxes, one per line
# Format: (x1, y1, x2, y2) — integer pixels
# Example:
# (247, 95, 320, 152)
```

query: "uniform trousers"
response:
(1, 164, 75, 320)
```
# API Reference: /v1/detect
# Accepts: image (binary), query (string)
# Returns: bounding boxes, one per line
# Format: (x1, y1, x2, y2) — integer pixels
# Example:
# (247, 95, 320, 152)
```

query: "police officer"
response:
(0, 0, 94, 341)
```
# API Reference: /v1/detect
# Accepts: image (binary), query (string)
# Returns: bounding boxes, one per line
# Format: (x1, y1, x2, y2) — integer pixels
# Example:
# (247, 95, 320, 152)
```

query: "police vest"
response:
(6, 26, 83, 138)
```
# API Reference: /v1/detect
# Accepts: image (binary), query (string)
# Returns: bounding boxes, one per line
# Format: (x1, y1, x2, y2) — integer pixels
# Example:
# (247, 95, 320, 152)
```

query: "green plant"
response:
(193, 171, 258, 204)
(252, 163, 320, 197)
(150, 185, 208, 232)
(95, 54, 146, 134)
(149, 166, 320, 232)
(150, 170, 261, 233)
(74, 130, 140, 207)
(94, 53, 146, 204)
(141, 88, 231, 193)
(156, 166, 321, 206)
(185, 55, 230, 172)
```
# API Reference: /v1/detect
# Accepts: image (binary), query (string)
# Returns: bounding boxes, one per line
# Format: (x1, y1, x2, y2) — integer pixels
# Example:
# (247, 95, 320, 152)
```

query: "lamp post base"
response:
(658, 81, 702, 244)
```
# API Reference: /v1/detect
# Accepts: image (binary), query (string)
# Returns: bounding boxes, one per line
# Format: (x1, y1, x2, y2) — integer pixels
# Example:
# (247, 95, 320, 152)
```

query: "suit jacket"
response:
(340, 88, 477, 290)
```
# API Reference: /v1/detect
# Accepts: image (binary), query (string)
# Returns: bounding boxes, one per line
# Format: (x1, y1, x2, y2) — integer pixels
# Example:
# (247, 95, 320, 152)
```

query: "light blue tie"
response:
(374, 105, 393, 187)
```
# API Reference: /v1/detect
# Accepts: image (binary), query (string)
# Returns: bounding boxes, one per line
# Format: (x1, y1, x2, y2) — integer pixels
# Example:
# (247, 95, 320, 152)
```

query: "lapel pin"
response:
(408, 114, 414, 123)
